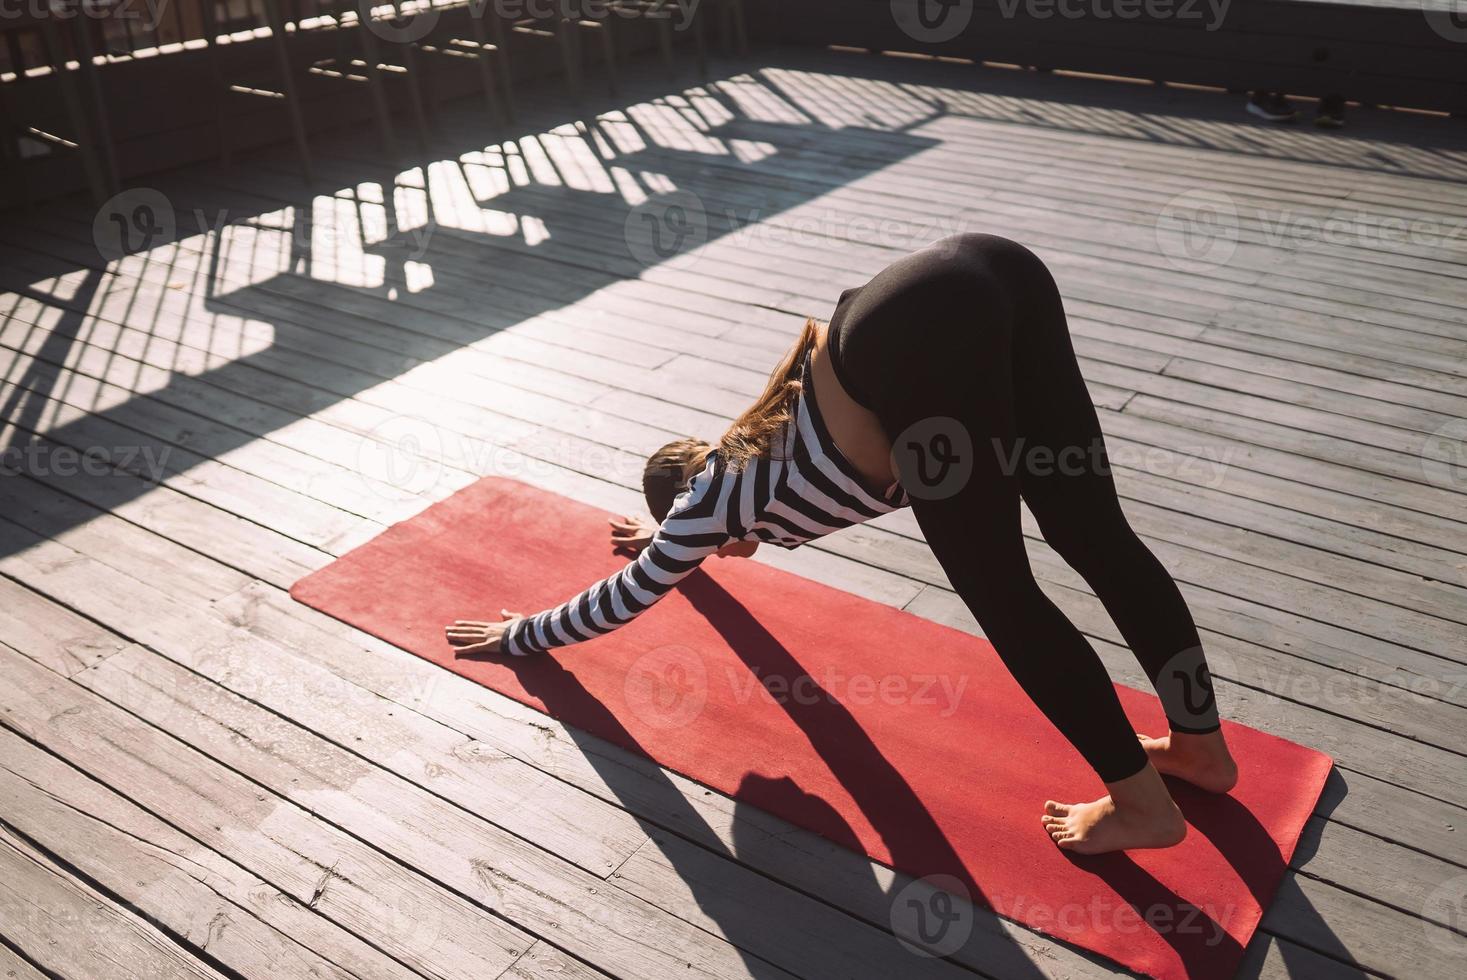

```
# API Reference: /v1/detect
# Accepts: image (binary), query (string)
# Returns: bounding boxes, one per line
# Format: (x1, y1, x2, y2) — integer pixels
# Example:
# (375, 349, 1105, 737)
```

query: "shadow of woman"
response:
(469, 563, 1314, 977)
(497, 639, 1042, 978)
(679, 571, 1281, 978)
(1181, 769, 1359, 977)
(469, 563, 1073, 976)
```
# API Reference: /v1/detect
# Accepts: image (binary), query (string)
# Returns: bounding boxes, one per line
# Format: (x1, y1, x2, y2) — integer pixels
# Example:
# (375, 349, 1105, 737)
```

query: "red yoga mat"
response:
(291, 477, 1332, 980)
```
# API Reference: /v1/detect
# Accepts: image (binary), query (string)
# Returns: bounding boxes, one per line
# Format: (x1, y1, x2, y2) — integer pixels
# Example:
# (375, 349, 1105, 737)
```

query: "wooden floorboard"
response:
(2, 44, 1465, 979)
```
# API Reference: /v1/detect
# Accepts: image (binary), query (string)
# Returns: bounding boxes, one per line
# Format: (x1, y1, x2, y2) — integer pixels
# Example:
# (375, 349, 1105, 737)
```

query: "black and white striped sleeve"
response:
(501, 458, 732, 656)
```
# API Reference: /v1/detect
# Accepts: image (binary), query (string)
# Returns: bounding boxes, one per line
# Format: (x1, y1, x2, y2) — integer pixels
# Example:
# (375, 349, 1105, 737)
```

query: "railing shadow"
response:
(0, 60, 950, 560)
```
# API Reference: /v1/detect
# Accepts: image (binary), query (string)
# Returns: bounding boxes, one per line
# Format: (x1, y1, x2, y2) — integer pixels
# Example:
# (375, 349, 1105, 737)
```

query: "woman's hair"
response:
(642, 318, 820, 523)
(642, 436, 713, 524)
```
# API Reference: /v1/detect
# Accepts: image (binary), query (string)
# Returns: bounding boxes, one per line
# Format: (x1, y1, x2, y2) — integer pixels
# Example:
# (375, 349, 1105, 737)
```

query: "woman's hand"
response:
(445, 610, 525, 656)
(609, 514, 657, 553)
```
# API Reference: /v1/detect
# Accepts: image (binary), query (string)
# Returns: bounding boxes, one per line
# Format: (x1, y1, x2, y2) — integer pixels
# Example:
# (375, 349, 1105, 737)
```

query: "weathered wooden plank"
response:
(502, 942, 611, 980)
(0, 826, 225, 980)
(223, 576, 1465, 979)
(14, 218, 1467, 742)
(4, 43, 1465, 980)
(0, 481, 1001, 980)
(0, 724, 420, 980)
(0, 576, 127, 678)
(0, 940, 46, 980)
(0, 506, 644, 880)
(0, 378, 376, 553)
(0, 627, 535, 980)
(1261, 871, 1466, 979)
(214, 584, 1119, 978)
(0, 525, 823, 980)
(5, 189, 1455, 774)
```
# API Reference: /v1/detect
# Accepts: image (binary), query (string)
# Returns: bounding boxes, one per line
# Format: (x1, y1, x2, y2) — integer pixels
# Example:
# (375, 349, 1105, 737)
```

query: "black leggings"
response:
(828, 234, 1219, 783)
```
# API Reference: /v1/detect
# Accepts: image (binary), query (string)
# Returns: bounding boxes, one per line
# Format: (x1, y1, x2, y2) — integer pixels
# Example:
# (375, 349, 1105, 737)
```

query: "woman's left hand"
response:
(609, 514, 657, 553)
(445, 609, 525, 656)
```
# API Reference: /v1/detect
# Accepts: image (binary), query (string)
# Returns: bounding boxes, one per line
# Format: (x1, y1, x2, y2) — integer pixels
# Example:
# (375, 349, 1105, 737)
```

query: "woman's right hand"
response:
(609, 514, 657, 553)
(445, 610, 525, 656)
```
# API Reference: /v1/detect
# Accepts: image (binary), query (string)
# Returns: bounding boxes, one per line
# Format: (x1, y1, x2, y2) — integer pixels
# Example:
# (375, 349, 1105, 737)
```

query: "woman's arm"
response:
(450, 456, 731, 657)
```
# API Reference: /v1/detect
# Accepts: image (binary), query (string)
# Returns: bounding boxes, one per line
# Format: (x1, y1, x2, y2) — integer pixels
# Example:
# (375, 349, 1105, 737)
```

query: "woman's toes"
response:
(1044, 800, 1069, 816)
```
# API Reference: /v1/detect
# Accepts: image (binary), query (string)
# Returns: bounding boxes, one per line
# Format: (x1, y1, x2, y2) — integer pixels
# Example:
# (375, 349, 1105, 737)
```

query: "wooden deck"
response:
(2, 44, 1466, 980)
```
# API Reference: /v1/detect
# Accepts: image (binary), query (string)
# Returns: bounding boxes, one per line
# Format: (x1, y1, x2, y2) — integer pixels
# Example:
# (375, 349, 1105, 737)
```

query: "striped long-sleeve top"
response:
(502, 354, 909, 657)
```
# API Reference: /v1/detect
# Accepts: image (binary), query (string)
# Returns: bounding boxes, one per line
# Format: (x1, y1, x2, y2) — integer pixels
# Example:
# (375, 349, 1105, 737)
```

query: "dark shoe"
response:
(1247, 91, 1297, 122)
(1315, 94, 1346, 129)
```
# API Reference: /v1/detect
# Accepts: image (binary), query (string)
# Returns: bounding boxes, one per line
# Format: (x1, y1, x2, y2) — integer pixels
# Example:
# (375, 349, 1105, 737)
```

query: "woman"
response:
(447, 234, 1238, 855)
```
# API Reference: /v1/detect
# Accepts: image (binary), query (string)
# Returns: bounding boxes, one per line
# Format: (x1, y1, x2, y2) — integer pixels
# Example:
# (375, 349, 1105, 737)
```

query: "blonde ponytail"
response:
(718, 318, 820, 466)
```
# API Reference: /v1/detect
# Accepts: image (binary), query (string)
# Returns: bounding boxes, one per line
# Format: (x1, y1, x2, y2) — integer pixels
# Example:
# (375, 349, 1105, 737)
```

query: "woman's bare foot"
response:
(1139, 730, 1239, 793)
(1041, 764, 1186, 854)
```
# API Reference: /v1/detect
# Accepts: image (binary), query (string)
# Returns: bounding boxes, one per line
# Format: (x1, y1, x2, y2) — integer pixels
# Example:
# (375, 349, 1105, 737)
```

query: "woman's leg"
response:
(839, 235, 1187, 851)
(996, 240, 1238, 793)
